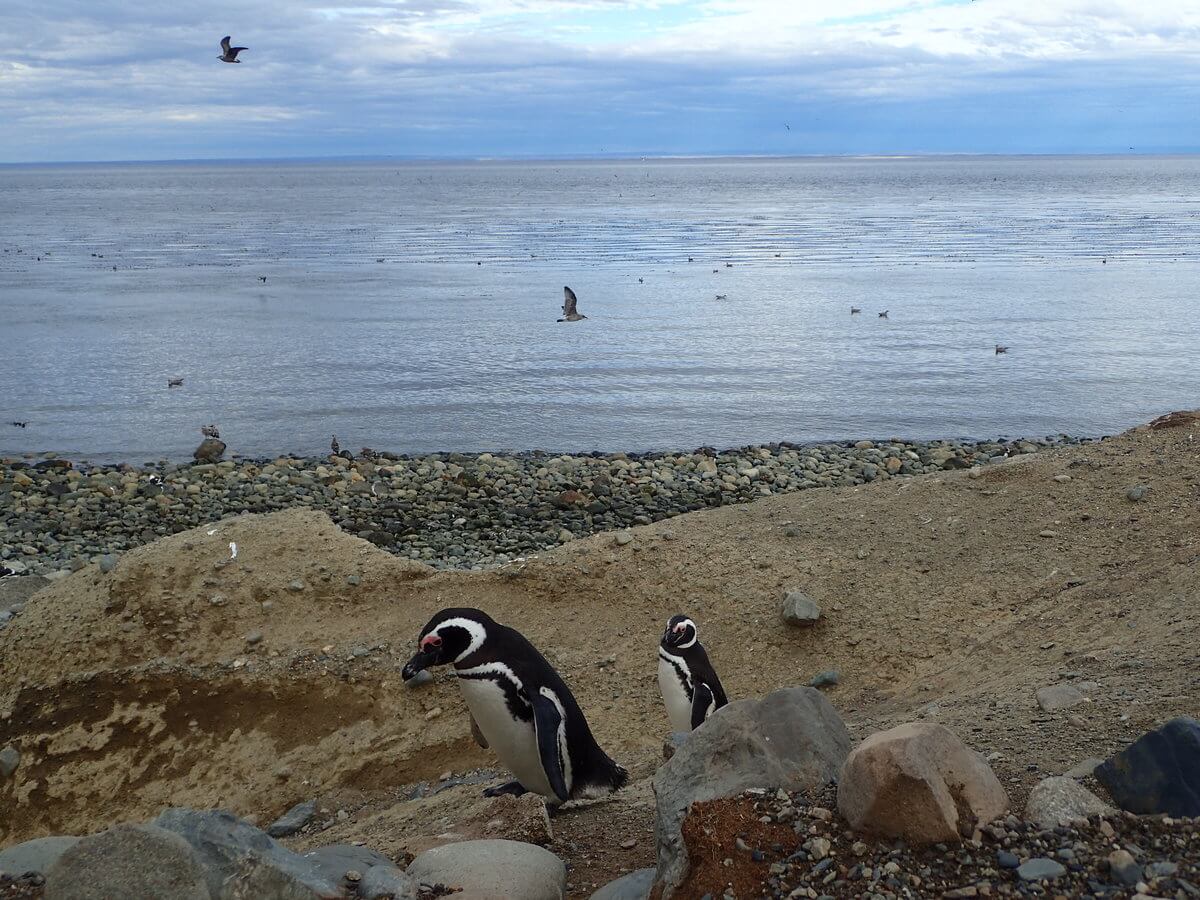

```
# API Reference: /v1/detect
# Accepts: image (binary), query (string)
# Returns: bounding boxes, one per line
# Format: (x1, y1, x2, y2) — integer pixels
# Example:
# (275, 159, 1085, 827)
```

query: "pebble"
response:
(0, 746, 20, 778)
(1016, 858, 1067, 881)
(1127, 485, 1148, 501)
(614, 530, 634, 546)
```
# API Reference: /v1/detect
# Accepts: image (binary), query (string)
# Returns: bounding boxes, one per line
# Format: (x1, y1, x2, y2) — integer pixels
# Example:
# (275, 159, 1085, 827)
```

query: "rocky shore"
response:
(0, 434, 1088, 576)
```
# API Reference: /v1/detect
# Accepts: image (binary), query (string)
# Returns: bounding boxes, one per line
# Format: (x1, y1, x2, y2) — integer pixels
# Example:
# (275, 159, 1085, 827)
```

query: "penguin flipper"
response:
(531, 691, 570, 803)
(690, 682, 715, 730)
(469, 712, 489, 749)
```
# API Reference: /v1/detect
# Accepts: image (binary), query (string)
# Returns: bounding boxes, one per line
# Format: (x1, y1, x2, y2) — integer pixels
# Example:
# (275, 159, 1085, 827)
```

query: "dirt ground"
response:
(2, 414, 1198, 896)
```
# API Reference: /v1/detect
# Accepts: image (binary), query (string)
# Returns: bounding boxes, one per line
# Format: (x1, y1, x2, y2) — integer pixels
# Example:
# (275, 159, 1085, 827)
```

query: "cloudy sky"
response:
(2, 0, 1198, 162)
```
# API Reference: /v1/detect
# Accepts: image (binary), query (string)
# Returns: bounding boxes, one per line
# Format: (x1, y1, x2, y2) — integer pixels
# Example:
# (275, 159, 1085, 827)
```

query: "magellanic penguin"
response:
(402, 608, 627, 805)
(658, 614, 728, 732)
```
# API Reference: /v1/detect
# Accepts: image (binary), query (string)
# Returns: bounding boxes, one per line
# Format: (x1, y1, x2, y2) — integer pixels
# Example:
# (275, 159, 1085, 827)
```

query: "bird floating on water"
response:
(218, 36, 247, 63)
(878, 310, 889, 318)
(715, 294, 728, 300)
(258, 275, 267, 283)
(725, 262, 733, 268)
(168, 377, 184, 388)
(557, 286, 587, 322)
(638, 277, 644, 284)
(850, 307, 861, 314)
(10, 421, 27, 428)
(201, 424, 221, 439)
(995, 344, 1009, 354)
(687, 257, 694, 262)
(331, 434, 340, 455)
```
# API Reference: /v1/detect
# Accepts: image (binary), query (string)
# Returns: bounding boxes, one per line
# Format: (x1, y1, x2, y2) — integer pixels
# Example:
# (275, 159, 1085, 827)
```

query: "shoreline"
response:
(0, 433, 1097, 579)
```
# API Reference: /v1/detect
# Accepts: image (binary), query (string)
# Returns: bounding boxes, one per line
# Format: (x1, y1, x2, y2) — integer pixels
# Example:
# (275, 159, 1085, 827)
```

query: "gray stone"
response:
(0, 836, 81, 876)
(781, 590, 821, 626)
(302, 844, 392, 884)
(194, 438, 227, 463)
(1036, 684, 1085, 712)
(1017, 857, 1067, 881)
(1108, 848, 1142, 885)
(1025, 776, 1113, 826)
(807, 670, 840, 688)
(44, 823, 209, 899)
(152, 807, 343, 898)
(591, 866, 655, 900)
(267, 800, 317, 838)
(1095, 716, 1200, 817)
(406, 839, 566, 900)
(219, 855, 322, 900)
(98, 554, 118, 574)
(614, 530, 634, 546)
(1126, 485, 1148, 502)
(654, 686, 851, 898)
(1064, 757, 1104, 779)
(0, 745, 19, 778)
(1146, 861, 1178, 878)
(360, 864, 418, 900)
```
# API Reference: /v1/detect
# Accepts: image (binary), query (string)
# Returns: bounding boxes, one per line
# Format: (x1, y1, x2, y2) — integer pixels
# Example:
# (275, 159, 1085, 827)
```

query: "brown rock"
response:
(837, 722, 1008, 844)
(193, 438, 227, 463)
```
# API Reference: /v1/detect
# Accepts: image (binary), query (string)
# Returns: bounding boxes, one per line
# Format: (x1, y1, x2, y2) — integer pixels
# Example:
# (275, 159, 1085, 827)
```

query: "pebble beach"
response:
(0, 434, 1091, 576)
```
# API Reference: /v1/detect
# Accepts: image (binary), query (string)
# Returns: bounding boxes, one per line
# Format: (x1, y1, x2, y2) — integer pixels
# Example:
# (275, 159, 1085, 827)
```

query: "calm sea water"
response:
(1, 156, 1198, 461)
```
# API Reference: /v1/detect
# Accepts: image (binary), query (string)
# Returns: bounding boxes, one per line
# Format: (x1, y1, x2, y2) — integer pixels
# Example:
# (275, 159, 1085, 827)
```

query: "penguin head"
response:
(402, 607, 493, 679)
(662, 614, 698, 650)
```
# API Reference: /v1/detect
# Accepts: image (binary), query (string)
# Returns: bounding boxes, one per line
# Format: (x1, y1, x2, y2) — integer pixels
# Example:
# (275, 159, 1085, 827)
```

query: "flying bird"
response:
(557, 286, 587, 322)
(218, 36, 247, 64)
(715, 294, 728, 301)
(878, 310, 889, 318)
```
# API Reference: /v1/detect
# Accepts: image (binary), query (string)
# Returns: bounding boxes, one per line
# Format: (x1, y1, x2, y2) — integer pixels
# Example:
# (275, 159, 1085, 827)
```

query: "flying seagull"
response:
(218, 36, 248, 63)
(715, 294, 728, 300)
(557, 286, 587, 322)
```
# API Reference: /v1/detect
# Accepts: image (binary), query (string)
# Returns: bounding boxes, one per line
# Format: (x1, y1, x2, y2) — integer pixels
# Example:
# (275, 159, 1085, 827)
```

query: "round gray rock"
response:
(405, 839, 566, 900)
(0, 836, 81, 876)
(44, 823, 209, 900)
(780, 589, 821, 626)
(360, 864, 418, 900)
(1025, 775, 1113, 826)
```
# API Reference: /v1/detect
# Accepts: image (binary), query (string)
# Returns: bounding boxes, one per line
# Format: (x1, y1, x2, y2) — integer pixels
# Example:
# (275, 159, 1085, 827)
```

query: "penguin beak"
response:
(402, 649, 439, 681)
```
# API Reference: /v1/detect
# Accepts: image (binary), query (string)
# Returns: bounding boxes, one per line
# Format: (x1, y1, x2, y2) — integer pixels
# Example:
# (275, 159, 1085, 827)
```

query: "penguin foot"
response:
(483, 780, 528, 798)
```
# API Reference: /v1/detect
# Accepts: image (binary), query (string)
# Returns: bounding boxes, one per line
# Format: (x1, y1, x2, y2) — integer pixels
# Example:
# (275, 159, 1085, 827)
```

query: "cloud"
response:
(0, 0, 1198, 160)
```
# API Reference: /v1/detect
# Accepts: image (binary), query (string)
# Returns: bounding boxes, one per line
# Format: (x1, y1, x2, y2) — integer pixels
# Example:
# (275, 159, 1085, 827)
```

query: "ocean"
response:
(1, 155, 1198, 461)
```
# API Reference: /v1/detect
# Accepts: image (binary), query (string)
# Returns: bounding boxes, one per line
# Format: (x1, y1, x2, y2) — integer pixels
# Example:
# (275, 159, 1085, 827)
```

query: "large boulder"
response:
(43, 823, 209, 900)
(653, 686, 851, 898)
(405, 839, 566, 900)
(1095, 716, 1200, 816)
(0, 836, 81, 877)
(837, 722, 1008, 844)
(193, 438, 227, 463)
(151, 808, 343, 898)
(360, 864, 418, 900)
(1024, 776, 1113, 826)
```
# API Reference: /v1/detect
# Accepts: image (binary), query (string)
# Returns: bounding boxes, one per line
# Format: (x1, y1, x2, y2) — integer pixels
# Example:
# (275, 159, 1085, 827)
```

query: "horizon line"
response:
(1, 150, 1196, 168)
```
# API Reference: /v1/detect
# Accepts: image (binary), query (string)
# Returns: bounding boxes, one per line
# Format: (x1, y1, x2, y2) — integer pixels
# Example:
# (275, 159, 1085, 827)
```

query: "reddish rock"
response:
(552, 490, 587, 508)
(837, 722, 1008, 844)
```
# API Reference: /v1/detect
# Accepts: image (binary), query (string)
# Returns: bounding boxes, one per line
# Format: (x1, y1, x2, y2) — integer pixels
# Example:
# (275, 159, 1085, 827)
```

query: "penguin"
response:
(658, 614, 728, 732)
(402, 608, 627, 805)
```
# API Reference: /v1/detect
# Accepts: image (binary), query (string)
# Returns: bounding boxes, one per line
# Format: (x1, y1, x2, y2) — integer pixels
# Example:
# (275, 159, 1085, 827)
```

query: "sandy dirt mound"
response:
(3, 420, 1199, 895)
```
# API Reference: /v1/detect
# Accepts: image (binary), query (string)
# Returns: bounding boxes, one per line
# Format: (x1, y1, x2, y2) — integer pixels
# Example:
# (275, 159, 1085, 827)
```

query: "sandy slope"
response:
(2, 414, 1198, 895)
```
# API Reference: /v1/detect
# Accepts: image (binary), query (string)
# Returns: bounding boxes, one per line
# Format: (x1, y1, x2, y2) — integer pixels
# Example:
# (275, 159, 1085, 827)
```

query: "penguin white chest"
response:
(658, 652, 694, 733)
(456, 674, 555, 798)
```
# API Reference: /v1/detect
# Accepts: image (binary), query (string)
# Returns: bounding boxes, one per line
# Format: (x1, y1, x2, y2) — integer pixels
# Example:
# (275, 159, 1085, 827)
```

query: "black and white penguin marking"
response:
(402, 607, 627, 804)
(658, 614, 728, 732)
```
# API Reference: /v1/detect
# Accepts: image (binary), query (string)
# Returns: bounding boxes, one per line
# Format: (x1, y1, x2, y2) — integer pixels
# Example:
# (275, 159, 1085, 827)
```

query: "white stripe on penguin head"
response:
(675, 617, 698, 649)
(430, 616, 489, 663)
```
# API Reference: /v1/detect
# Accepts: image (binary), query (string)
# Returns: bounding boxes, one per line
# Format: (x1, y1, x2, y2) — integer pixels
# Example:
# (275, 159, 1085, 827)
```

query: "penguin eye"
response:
(421, 634, 443, 651)
(674, 624, 685, 633)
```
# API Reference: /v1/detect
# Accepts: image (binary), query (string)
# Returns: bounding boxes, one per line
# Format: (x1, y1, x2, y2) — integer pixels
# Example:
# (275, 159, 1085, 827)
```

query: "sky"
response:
(1, 0, 1198, 162)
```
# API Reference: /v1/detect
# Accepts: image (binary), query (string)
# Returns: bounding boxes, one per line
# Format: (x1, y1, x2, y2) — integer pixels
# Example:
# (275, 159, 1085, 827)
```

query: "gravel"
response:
(1, 435, 1089, 584)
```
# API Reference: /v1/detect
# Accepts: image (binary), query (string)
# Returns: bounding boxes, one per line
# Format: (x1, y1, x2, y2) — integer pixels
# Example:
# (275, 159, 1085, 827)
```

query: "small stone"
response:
(1107, 849, 1142, 886)
(287, 580, 306, 592)
(1039, 529, 1059, 538)
(781, 589, 821, 626)
(1036, 684, 1085, 712)
(614, 530, 634, 546)
(807, 670, 840, 688)
(245, 630, 264, 645)
(266, 800, 317, 838)
(404, 669, 434, 688)
(1017, 858, 1067, 881)
(98, 554, 119, 573)
(1126, 485, 1148, 501)
(346, 575, 361, 586)
(0, 746, 20, 778)
(997, 850, 1019, 869)
(619, 837, 637, 850)
(1053, 474, 1072, 483)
